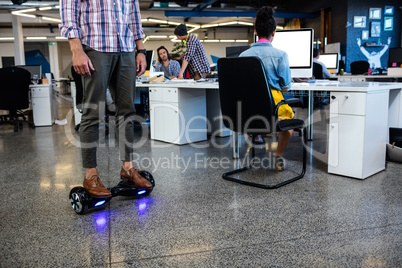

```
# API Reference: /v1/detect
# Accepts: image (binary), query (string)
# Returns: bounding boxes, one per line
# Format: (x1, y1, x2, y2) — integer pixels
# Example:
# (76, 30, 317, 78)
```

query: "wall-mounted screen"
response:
(17, 65, 42, 80)
(319, 53, 339, 71)
(272, 28, 314, 78)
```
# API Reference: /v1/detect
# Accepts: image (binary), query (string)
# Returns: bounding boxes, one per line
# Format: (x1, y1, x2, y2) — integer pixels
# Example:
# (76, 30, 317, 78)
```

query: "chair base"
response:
(0, 110, 35, 132)
(223, 127, 307, 189)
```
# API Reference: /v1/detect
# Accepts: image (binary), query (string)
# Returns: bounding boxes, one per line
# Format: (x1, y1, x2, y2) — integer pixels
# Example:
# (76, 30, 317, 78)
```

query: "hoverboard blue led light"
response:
(95, 200, 106, 207)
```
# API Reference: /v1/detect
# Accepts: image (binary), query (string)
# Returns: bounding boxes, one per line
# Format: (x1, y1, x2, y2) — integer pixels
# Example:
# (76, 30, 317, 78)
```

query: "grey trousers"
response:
(80, 46, 136, 168)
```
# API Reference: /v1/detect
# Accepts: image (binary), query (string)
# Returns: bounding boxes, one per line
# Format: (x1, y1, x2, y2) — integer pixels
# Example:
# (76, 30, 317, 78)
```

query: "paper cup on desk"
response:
(45, 73, 52, 83)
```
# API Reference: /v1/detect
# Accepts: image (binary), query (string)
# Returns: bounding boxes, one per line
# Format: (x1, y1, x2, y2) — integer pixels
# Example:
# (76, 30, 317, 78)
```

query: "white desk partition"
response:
(141, 81, 402, 180)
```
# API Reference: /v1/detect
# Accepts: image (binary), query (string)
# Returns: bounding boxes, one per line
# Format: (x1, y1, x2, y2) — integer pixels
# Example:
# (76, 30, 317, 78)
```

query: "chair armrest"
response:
(282, 98, 302, 105)
(275, 98, 302, 116)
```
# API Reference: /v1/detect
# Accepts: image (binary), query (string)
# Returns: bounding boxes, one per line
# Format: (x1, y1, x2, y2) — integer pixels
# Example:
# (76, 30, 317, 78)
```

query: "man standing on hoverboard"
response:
(59, 0, 152, 197)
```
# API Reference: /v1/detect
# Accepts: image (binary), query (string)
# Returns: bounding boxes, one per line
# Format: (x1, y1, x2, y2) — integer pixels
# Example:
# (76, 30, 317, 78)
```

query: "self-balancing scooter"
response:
(69, 170, 155, 215)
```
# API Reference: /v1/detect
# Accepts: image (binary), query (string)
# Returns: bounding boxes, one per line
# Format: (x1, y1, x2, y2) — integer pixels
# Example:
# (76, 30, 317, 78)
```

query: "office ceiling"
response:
(0, 0, 318, 37)
(0, 1, 289, 11)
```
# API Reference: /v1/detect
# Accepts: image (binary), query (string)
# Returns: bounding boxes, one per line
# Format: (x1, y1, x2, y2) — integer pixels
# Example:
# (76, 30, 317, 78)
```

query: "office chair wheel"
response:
(69, 187, 89, 215)
(139, 170, 155, 195)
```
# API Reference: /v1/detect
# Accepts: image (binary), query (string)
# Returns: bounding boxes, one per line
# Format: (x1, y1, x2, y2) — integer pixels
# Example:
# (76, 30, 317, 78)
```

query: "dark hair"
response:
(255, 6, 277, 38)
(157, 46, 171, 63)
(313, 48, 320, 58)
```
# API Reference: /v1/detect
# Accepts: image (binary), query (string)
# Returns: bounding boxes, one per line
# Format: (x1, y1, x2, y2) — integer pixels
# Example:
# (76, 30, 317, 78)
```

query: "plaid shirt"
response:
(154, 60, 181, 77)
(184, 34, 211, 78)
(59, 0, 145, 52)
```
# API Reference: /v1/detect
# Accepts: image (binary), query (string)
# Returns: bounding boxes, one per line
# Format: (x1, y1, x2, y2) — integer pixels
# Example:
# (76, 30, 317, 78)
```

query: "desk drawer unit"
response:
(149, 87, 206, 144)
(149, 88, 163, 102)
(328, 91, 389, 179)
(31, 85, 55, 126)
(31, 86, 51, 98)
(164, 88, 178, 102)
(329, 92, 366, 115)
(149, 88, 179, 102)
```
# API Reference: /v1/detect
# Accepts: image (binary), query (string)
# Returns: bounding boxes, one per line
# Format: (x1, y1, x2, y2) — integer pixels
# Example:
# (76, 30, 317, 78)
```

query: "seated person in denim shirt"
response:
(240, 6, 294, 172)
(154, 46, 181, 79)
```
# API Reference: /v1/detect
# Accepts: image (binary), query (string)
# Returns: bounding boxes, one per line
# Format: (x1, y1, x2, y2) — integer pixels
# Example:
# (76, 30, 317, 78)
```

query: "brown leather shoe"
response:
(120, 167, 152, 189)
(275, 156, 285, 172)
(83, 175, 112, 198)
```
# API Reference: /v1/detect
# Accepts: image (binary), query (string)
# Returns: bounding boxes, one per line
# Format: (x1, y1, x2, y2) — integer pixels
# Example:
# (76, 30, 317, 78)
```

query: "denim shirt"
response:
(240, 42, 291, 91)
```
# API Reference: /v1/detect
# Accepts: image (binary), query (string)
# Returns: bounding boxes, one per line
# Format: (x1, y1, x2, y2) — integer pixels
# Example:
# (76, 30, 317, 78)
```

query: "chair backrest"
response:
(0, 66, 31, 110)
(217, 57, 276, 134)
(313, 62, 323, 79)
(350, 60, 369, 75)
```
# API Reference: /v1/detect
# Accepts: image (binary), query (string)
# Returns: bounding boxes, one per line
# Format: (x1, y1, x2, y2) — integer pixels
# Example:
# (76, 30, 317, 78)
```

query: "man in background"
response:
(155, 46, 181, 79)
(313, 48, 331, 79)
(174, 24, 210, 80)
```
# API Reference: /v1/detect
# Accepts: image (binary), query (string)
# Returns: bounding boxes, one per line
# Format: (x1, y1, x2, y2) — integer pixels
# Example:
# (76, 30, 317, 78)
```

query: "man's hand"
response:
(135, 39, 147, 76)
(69, 38, 94, 77)
(388, 37, 392, 45)
(72, 50, 95, 77)
(178, 59, 189, 79)
(357, 38, 361, 47)
(136, 53, 147, 76)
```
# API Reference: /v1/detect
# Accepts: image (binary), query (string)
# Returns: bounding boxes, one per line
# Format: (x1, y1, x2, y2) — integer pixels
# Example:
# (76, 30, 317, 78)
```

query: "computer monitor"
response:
(388, 47, 402, 67)
(319, 53, 339, 73)
(226, 46, 250, 57)
(272, 29, 314, 78)
(17, 65, 42, 80)
(145, 50, 155, 71)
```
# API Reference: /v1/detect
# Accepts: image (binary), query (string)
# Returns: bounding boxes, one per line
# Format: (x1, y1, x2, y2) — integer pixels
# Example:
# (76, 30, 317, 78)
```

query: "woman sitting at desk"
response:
(240, 6, 294, 172)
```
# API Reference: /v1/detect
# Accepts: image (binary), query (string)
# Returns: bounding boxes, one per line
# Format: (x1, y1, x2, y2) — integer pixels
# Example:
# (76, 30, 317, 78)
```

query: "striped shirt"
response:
(59, 0, 145, 52)
(184, 34, 210, 78)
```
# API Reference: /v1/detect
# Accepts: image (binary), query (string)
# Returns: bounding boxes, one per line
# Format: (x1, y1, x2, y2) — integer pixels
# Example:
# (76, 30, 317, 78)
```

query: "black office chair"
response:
(217, 57, 307, 189)
(0, 66, 35, 132)
(313, 62, 323, 79)
(350, 60, 369, 75)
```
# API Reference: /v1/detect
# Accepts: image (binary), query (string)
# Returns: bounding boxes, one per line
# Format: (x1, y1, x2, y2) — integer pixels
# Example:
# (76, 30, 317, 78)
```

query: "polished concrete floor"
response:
(0, 98, 401, 267)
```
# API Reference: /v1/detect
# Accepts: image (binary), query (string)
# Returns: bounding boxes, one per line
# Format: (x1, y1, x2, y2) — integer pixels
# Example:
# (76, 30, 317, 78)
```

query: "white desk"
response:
(291, 81, 402, 179)
(143, 81, 230, 144)
(30, 84, 58, 126)
(141, 81, 402, 179)
(337, 74, 402, 82)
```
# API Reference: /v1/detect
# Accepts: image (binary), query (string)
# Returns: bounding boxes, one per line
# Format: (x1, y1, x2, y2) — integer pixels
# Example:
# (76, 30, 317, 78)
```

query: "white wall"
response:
(0, 43, 15, 68)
